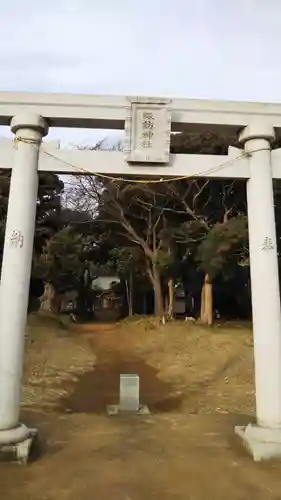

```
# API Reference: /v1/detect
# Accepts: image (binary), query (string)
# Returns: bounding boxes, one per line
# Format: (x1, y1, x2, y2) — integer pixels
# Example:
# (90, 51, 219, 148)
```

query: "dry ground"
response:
(1, 314, 281, 500)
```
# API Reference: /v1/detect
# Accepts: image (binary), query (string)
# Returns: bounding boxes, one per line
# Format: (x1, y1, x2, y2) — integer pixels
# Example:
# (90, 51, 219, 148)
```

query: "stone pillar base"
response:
(235, 423, 281, 461)
(107, 404, 150, 416)
(0, 425, 37, 464)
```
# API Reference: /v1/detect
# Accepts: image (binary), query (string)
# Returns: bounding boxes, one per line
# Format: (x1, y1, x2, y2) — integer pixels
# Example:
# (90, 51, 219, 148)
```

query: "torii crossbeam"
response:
(0, 92, 281, 462)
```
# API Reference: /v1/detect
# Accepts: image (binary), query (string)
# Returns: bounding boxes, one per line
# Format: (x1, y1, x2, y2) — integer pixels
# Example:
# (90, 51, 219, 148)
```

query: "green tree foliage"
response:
(109, 246, 143, 315)
(196, 216, 248, 281)
(109, 246, 143, 278)
(0, 172, 10, 256)
(70, 176, 178, 316)
(12, 132, 281, 323)
(0, 133, 260, 323)
(0, 171, 64, 262)
(65, 133, 249, 322)
(170, 132, 237, 155)
(34, 227, 87, 292)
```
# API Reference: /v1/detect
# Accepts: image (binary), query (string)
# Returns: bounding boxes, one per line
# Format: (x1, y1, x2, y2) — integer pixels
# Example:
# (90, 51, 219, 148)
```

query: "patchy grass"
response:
(23, 315, 254, 416)
(27, 311, 72, 331)
(5, 316, 280, 500)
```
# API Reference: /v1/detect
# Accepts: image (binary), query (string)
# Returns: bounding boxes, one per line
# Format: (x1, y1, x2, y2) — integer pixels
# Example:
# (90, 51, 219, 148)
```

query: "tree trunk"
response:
(164, 294, 169, 314)
(200, 274, 213, 326)
(143, 294, 146, 315)
(167, 278, 174, 320)
(147, 263, 164, 318)
(153, 274, 164, 317)
(40, 282, 61, 313)
(200, 283, 205, 321)
(125, 272, 133, 317)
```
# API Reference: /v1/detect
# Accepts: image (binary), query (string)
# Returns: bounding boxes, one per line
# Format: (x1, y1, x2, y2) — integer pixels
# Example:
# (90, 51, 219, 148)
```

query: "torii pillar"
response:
(0, 114, 48, 462)
(235, 123, 281, 460)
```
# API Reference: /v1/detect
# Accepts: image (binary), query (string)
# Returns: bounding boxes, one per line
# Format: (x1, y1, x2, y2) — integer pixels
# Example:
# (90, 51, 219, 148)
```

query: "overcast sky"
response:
(1, 0, 281, 142)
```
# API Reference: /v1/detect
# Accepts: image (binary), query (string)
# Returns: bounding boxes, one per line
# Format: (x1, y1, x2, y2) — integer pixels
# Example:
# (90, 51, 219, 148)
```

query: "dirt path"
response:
(1, 318, 281, 500)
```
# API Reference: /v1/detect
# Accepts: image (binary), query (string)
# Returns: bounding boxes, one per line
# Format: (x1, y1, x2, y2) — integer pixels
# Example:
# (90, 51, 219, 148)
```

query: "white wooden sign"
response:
(124, 97, 171, 163)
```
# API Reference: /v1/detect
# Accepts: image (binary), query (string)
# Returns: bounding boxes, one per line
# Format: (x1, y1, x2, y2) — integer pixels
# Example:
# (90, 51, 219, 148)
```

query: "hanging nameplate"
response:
(124, 97, 171, 163)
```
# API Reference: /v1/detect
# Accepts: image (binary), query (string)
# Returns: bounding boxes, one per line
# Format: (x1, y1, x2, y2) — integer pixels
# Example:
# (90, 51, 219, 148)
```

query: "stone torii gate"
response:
(1, 93, 281, 462)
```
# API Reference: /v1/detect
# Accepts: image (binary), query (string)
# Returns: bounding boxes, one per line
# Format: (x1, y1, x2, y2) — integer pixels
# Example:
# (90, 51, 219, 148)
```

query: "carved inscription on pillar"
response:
(261, 237, 274, 251)
(124, 97, 171, 163)
(9, 229, 24, 249)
